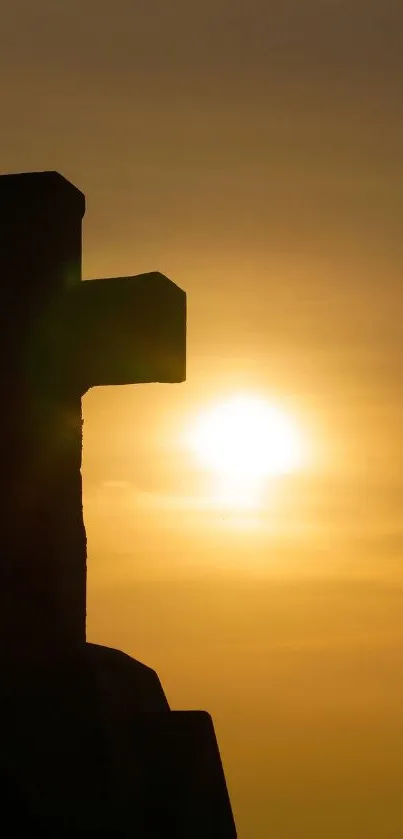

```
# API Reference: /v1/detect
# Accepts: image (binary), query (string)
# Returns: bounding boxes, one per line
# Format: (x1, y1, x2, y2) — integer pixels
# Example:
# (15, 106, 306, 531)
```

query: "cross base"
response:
(0, 646, 237, 837)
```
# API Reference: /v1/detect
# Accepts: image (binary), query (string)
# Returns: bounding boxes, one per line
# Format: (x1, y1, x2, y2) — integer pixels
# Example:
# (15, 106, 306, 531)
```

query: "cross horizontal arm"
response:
(39, 272, 186, 395)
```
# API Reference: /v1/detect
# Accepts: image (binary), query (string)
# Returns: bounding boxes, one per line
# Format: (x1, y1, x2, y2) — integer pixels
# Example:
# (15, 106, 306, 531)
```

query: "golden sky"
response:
(2, 1, 403, 835)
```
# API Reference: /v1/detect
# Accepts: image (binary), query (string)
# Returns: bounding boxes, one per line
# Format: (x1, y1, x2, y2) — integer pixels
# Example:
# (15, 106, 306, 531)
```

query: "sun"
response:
(187, 393, 305, 482)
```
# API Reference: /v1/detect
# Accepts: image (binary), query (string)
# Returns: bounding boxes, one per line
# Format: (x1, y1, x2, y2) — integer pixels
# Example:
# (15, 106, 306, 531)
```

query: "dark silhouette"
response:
(0, 172, 237, 835)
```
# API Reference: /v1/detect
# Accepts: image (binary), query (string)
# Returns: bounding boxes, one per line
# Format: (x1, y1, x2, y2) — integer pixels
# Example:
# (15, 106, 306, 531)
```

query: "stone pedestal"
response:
(0, 645, 237, 836)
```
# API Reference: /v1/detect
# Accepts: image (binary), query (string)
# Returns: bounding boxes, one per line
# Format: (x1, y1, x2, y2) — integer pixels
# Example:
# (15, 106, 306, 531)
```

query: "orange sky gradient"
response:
(2, 1, 403, 835)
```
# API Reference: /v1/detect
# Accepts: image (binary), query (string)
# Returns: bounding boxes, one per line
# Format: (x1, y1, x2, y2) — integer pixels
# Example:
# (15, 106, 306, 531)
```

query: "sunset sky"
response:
(2, 1, 403, 835)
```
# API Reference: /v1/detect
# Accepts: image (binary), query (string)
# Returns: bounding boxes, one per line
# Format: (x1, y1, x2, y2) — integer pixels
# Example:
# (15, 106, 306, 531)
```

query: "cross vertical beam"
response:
(0, 172, 86, 654)
(0, 172, 186, 658)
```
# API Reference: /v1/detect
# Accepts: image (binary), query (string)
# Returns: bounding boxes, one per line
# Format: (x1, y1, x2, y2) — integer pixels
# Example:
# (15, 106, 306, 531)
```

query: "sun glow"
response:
(187, 394, 306, 507)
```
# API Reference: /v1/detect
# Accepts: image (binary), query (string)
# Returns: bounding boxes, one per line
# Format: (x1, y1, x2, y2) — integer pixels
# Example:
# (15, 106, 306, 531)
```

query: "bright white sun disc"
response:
(188, 395, 304, 479)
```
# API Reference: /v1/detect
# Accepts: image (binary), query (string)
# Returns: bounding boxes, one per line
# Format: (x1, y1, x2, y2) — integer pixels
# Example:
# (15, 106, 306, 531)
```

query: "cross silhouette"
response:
(0, 171, 186, 655)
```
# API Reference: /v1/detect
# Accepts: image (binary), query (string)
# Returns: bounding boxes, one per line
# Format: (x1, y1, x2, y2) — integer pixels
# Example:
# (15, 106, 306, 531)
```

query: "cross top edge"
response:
(0, 171, 85, 217)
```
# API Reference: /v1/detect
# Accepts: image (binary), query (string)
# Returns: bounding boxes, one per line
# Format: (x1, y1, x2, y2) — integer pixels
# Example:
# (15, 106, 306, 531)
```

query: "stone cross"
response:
(0, 171, 186, 657)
